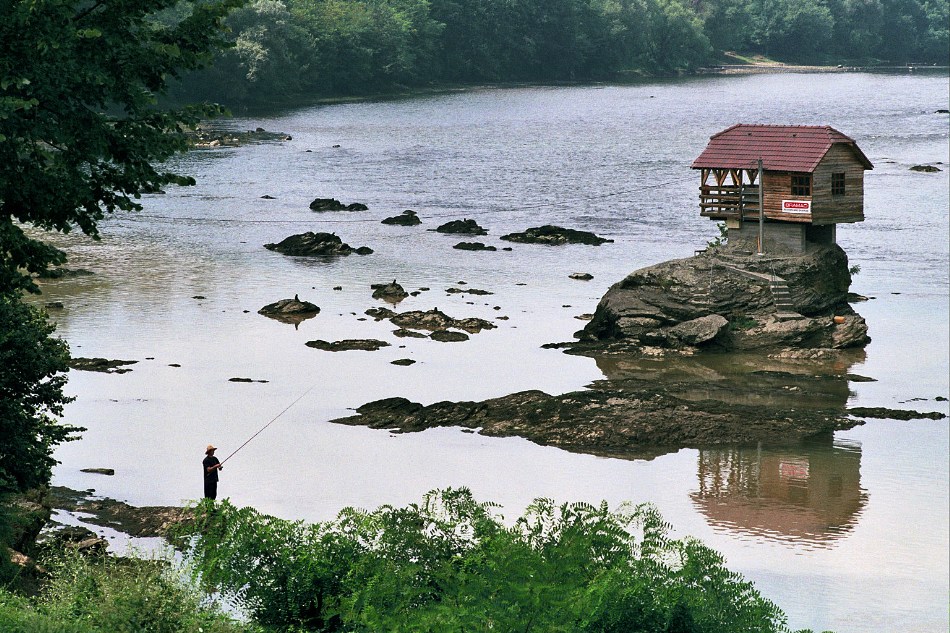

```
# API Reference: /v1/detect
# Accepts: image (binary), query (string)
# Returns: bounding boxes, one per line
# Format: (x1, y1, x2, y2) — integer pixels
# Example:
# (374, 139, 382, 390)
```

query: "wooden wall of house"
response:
(756, 144, 866, 225)
(760, 172, 810, 223)
(811, 144, 866, 225)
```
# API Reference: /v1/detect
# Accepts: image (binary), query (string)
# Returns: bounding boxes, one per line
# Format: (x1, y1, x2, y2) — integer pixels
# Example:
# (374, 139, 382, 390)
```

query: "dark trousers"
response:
(204, 479, 217, 500)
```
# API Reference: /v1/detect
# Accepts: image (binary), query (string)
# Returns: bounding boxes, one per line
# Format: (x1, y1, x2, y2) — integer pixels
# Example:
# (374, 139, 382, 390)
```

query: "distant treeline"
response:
(169, 0, 949, 104)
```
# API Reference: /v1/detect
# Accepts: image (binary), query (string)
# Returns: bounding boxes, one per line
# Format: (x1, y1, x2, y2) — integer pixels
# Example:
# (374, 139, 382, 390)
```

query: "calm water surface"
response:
(37, 73, 948, 632)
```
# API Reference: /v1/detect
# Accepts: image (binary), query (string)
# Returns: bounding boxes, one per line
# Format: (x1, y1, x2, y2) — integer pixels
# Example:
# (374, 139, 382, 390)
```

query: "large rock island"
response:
(574, 244, 869, 354)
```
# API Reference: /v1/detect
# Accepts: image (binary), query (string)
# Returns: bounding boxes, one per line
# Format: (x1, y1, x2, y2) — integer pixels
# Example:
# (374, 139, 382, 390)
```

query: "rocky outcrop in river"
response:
(309, 198, 368, 211)
(264, 232, 372, 257)
(371, 280, 409, 303)
(434, 219, 487, 235)
(500, 225, 612, 245)
(330, 364, 864, 459)
(258, 297, 320, 324)
(382, 210, 421, 225)
(574, 245, 869, 354)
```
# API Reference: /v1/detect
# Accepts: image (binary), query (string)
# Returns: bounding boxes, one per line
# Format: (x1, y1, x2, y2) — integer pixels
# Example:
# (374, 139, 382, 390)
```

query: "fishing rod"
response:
(219, 383, 318, 465)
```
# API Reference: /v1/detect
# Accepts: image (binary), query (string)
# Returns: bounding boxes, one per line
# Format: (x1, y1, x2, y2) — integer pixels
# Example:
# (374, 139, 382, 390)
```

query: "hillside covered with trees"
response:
(172, 0, 950, 105)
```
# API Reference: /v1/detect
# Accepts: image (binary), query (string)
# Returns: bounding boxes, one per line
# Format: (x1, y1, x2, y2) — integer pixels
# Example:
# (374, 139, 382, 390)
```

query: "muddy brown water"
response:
(32, 71, 949, 632)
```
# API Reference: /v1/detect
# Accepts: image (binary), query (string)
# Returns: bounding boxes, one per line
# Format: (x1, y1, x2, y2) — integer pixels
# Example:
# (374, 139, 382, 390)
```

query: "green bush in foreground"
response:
(181, 488, 824, 632)
(0, 552, 255, 633)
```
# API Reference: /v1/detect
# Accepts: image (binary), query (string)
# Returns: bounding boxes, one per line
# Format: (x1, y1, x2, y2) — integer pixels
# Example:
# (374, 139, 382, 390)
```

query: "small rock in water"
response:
(371, 280, 409, 304)
(391, 358, 416, 366)
(433, 219, 487, 235)
(569, 272, 594, 280)
(381, 210, 421, 226)
(80, 468, 115, 476)
(453, 241, 496, 251)
(306, 339, 391, 352)
(430, 330, 469, 342)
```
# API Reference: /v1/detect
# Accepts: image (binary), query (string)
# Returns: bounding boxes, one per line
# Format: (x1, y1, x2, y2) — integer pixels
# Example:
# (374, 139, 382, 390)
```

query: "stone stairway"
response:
(714, 260, 803, 320)
(768, 278, 802, 320)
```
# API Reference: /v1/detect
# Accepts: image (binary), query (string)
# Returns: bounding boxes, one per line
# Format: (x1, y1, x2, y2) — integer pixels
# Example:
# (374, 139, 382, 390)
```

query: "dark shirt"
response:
(203, 455, 220, 482)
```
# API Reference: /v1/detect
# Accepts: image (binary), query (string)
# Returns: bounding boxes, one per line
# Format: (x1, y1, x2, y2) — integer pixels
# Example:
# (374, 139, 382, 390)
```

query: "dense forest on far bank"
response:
(168, 0, 950, 106)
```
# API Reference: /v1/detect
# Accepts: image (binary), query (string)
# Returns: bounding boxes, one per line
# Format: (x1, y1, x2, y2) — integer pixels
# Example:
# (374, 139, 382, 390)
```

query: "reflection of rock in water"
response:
(592, 349, 865, 412)
(690, 438, 867, 545)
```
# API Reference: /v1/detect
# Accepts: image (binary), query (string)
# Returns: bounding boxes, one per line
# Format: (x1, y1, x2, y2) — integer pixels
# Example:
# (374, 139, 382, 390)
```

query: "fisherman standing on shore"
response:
(203, 444, 223, 500)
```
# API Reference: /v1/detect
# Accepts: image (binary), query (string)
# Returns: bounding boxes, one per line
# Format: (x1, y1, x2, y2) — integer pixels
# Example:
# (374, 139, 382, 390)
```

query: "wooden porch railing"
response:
(699, 185, 760, 218)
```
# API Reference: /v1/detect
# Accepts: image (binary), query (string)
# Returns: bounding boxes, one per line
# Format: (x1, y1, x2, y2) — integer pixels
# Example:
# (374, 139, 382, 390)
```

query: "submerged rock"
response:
(393, 328, 428, 338)
(69, 358, 138, 373)
(36, 267, 95, 279)
(309, 198, 368, 211)
(305, 339, 390, 352)
(910, 164, 941, 172)
(847, 407, 946, 420)
(80, 468, 115, 476)
(382, 210, 421, 226)
(430, 330, 469, 342)
(500, 225, 613, 246)
(264, 232, 372, 257)
(446, 287, 493, 295)
(433, 219, 488, 235)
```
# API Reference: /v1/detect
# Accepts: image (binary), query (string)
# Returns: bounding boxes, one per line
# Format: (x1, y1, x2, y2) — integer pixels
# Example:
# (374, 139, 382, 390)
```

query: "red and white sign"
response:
(782, 200, 812, 214)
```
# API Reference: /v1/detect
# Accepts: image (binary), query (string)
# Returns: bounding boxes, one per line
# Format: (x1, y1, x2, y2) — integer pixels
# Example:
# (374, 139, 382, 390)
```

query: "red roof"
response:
(691, 124, 873, 173)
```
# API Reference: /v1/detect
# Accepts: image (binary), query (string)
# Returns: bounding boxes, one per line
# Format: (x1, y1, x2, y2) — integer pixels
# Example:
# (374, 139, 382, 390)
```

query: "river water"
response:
(35, 72, 947, 632)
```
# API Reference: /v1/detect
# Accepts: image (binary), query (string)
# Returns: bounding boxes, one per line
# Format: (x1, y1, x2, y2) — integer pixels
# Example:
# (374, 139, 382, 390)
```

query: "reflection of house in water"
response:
(691, 439, 867, 545)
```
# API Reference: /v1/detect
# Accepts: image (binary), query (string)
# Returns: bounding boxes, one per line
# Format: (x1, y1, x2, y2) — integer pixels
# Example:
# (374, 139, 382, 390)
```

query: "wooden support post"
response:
(757, 158, 764, 255)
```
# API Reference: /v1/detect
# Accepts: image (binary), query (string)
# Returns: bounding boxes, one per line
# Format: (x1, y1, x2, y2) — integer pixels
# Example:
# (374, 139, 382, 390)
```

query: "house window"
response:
(832, 172, 846, 196)
(791, 174, 811, 196)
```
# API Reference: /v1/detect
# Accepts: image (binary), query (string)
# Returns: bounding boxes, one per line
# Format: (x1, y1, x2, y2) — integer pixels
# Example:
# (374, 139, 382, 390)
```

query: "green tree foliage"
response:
(0, 552, 256, 632)
(0, 297, 80, 495)
(0, 0, 242, 295)
(0, 0, 243, 576)
(172, 0, 948, 105)
(180, 489, 804, 632)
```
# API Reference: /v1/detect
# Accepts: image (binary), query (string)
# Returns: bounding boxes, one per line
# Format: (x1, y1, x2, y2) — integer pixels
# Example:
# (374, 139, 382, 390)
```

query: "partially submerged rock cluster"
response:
(366, 306, 497, 334)
(309, 198, 368, 211)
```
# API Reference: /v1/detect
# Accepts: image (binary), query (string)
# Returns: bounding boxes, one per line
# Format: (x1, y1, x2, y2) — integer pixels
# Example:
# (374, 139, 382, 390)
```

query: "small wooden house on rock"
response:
(692, 124, 873, 255)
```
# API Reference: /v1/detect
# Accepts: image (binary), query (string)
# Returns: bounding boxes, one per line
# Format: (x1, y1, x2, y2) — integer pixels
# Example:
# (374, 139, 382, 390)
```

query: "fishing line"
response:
(219, 383, 319, 465)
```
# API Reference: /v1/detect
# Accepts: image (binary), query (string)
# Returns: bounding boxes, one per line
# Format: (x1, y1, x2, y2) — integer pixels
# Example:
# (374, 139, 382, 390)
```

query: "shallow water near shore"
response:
(35, 71, 948, 632)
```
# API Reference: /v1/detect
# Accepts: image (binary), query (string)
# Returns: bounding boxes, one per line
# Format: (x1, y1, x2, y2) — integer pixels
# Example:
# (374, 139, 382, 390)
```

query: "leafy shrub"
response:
(181, 489, 802, 632)
(0, 552, 254, 633)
